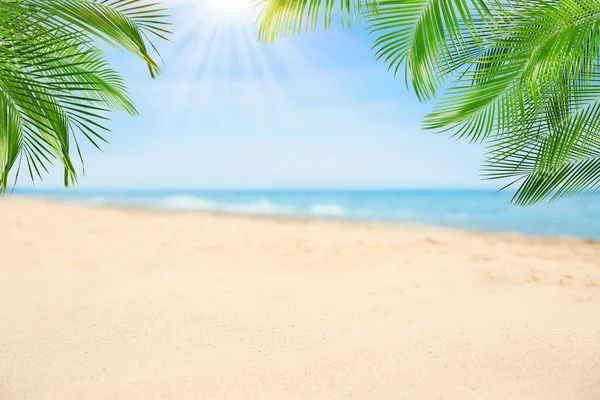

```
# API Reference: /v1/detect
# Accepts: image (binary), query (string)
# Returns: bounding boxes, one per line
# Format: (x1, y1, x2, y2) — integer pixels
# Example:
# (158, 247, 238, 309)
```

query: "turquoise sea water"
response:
(11, 189, 600, 240)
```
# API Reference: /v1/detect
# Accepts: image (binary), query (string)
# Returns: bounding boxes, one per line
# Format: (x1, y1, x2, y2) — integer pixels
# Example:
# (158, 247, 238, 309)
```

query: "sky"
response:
(36, 0, 489, 190)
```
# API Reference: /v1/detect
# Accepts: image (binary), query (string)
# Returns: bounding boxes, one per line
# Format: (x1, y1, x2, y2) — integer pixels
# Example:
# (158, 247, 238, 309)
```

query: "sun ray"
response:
(159, 0, 334, 127)
(206, 0, 251, 16)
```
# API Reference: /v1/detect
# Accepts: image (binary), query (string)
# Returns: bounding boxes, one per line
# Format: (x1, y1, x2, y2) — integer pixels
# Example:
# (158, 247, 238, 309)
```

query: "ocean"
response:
(10, 189, 600, 240)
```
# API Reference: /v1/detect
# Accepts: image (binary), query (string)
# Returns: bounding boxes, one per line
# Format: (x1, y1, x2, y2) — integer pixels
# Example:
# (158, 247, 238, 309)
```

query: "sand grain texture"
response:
(1, 198, 599, 399)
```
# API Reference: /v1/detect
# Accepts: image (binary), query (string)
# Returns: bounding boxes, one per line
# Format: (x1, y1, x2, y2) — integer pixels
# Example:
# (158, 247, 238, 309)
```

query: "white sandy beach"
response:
(0, 197, 599, 400)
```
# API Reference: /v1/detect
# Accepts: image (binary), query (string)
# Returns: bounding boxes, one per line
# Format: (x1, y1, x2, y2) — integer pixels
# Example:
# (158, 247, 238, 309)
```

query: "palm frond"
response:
(368, 0, 491, 100)
(255, 0, 378, 42)
(256, 0, 600, 205)
(0, 0, 170, 192)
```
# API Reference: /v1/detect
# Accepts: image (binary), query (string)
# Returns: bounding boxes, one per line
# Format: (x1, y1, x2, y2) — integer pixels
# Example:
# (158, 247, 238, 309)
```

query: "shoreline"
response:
(6, 195, 600, 245)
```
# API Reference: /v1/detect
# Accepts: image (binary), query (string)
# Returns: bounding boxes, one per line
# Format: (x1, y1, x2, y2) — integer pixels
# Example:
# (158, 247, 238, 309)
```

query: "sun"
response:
(206, 0, 251, 16)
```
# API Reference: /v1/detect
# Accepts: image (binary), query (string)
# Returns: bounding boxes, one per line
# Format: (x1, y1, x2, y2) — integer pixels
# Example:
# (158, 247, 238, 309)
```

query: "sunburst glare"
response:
(206, 0, 251, 16)
(159, 0, 339, 125)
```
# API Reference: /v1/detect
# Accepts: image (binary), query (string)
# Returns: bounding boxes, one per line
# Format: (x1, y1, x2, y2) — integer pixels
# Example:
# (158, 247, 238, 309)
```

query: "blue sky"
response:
(37, 0, 489, 189)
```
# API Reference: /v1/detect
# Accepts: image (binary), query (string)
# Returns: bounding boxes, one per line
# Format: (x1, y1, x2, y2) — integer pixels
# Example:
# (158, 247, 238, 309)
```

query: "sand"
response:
(0, 197, 599, 400)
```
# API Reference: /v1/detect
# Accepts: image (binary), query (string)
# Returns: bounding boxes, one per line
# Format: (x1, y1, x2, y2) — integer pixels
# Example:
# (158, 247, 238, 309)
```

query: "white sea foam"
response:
(163, 196, 293, 215)
(309, 204, 346, 216)
(163, 195, 218, 211)
(223, 198, 292, 214)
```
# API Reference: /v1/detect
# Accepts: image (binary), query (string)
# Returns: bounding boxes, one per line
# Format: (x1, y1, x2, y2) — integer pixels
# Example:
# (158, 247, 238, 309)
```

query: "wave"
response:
(309, 204, 346, 216)
(162, 196, 292, 214)
(163, 195, 218, 211)
(222, 198, 292, 214)
(164, 196, 346, 217)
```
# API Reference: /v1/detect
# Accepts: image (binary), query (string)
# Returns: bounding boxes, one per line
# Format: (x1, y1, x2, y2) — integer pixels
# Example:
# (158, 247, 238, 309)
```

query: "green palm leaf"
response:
(0, 0, 170, 192)
(257, 0, 600, 205)
(255, 0, 376, 42)
(367, 0, 490, 100)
